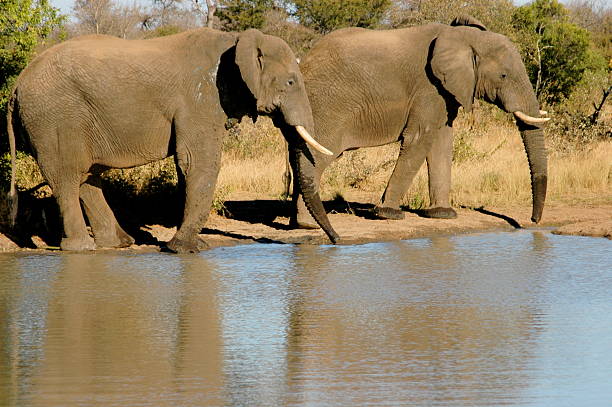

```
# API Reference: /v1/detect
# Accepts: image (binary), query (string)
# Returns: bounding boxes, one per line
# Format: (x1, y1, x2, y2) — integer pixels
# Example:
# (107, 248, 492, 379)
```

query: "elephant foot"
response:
(419, 207, 458, 219)
(373, 206, 405, 220)
(166, 235, 209, 254)
(289, 213, 320, 230)
(94, 229, 135, 249)
(61, 236, 96, 251)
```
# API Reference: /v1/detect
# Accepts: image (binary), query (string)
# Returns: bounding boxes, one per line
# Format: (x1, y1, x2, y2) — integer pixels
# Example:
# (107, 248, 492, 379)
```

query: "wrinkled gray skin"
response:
(286, 16, 548, 228)
(7, 28, 339, 253)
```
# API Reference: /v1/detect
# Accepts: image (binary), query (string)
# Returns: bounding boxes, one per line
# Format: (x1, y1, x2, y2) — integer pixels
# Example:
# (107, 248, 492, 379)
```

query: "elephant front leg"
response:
(374, 127, 433, 220)
(421, 125, 457, 219)
(166, 144, 221, 254)
(80, 177, 135, 248)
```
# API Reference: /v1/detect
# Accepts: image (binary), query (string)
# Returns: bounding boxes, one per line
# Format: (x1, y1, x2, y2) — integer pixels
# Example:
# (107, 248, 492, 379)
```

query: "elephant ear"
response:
(235, 29, 265, 101)
(430, 33, 477, 112)
(450, 15, 487, 31)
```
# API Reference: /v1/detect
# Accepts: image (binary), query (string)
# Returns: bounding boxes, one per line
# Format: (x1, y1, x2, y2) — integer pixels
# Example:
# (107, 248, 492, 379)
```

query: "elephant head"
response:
(221, 29, 338, 242)
(430, 16, 549, 223)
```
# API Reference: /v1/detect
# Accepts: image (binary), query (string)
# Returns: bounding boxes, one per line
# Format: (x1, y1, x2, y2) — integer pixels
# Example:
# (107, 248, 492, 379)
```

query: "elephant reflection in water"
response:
(3, 255, 224, 406)
(282, 240, 547, 405)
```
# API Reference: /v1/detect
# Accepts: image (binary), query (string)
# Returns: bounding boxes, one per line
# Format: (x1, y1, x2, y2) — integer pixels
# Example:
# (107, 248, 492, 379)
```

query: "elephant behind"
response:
(6, 28, 339, 252)
(285, 16, 549, 229)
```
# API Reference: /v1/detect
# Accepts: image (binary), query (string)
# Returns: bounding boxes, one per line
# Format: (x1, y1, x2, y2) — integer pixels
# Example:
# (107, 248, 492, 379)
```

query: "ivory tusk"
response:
(539, 110, 548, 115)
(514, 110, 550, 125)
(295, 126, 334, 155)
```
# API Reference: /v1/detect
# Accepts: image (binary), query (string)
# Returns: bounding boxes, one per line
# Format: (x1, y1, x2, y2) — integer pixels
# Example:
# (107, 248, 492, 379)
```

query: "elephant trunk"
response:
(292, 145, 339, 244)
(276, 81, 337, 241)
(520, 127, 547, 223)
(513, 91, 548, 223)
(500, 76, 548, 224)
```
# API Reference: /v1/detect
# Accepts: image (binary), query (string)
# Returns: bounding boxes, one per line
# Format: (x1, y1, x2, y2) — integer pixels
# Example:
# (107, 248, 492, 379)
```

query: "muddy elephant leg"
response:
(421, 125, 457, 219)
(167, 135, 222, 254)
(292, 193, 319, 229)
(48, 176, 96, 251)
(80, 176, 135, 248)
(374, 126, 433, 220)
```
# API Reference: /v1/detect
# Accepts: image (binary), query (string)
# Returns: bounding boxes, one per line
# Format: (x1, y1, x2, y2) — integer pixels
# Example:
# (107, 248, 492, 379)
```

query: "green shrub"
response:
(1, 0, 64, 150)
(293, 0, 391, 33)
(216, 0, 274, 31)
(511, 0, 608, 103)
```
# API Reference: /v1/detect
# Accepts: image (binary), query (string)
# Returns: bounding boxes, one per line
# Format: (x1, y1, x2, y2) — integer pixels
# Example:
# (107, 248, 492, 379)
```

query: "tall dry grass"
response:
(215, 109, 611, 209)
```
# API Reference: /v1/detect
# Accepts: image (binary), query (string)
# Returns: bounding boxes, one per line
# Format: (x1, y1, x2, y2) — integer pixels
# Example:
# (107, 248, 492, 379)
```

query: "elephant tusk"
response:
(514, 110, 550, 125)
(539, 110, 548, 115)
(295, 126, 334, 156)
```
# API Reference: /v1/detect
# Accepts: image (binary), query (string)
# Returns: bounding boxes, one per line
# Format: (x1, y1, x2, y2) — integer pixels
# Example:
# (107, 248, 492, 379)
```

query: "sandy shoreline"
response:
(1, 195, 610, 253)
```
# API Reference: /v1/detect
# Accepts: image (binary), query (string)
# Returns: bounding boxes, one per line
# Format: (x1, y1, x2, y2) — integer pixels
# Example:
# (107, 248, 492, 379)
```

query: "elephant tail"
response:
(6, 91, 18, 228)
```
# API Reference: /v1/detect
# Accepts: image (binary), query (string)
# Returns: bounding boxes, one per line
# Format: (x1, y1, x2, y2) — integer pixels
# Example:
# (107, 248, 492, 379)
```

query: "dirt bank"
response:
(1, 195, 610, 253)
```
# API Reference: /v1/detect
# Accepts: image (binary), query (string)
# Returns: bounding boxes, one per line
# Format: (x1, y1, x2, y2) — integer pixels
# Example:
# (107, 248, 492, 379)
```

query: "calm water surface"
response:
(0, 230, 610, 407)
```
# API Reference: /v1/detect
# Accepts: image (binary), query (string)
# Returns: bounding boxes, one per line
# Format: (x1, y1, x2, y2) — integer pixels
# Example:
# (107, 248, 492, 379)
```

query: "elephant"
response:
(284, 15, 549, 229)
(6, 28, 339, 253)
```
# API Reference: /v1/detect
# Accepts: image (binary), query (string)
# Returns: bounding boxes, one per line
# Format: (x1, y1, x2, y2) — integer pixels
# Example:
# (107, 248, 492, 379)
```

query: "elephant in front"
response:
(7, 28, 339, 252)
(284, 16, 549, 229)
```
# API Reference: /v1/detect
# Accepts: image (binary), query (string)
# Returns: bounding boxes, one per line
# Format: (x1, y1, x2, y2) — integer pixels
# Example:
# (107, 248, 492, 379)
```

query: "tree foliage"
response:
(0, 0, 64, 115)
(567, 0, 612, 61)
(216, 0, 275, 31)
(512, 0, 607, 103)
(261, 8, 320, 57)
(386, 0, 515, 35)
(292, 0, 391, 34)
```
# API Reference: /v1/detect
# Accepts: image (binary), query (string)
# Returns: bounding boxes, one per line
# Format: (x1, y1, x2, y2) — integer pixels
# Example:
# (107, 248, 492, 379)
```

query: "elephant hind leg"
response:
(34, 124, 96, 250)
(80, 176, 135, 248)
(47, 176, 96, 251)
(375, 126, 432, 220)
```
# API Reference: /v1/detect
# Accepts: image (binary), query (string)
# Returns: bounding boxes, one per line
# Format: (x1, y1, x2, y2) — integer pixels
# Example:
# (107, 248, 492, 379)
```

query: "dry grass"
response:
(216, 109, 611, 210)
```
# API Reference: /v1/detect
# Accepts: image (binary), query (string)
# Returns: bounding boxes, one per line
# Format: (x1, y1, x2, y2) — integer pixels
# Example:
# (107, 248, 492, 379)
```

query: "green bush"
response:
(0, 0, 64, 129)
(511, 0, 608, 104)
(216, 0, 275, 31)
(293, 0, 391, 33)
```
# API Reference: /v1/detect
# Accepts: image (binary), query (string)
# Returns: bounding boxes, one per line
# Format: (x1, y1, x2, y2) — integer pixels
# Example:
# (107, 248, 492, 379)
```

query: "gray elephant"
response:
(6, 28, 339, 253)
(284, 16, 549, 229)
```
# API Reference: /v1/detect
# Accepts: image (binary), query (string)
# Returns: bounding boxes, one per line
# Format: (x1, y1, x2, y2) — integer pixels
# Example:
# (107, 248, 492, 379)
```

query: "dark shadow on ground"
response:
(461, 205, 522, 229)
(9, 194, 62, 248)
(201, 227, 286, 244)
(9, 187, 181, 249)
(222, 198, 378, 228)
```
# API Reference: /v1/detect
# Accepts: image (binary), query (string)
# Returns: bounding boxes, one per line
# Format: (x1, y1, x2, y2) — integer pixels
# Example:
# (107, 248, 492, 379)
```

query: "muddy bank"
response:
(553, 219, 612, 239)
(1, 197, 610, 252)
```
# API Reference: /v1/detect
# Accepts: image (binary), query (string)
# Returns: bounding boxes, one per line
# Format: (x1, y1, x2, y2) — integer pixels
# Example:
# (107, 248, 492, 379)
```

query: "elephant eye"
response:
(287, 79, 295, 86)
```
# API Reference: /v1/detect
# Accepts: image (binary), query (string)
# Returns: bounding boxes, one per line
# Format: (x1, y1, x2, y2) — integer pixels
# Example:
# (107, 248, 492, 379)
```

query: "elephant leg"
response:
(374, 126, 433, 220)
(48, 176, 96, 251)
(80, 176, 135, 248)
(421, 125, 457, 219)
(282, 139, 292, 199)
(167, 135, 221, 253)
